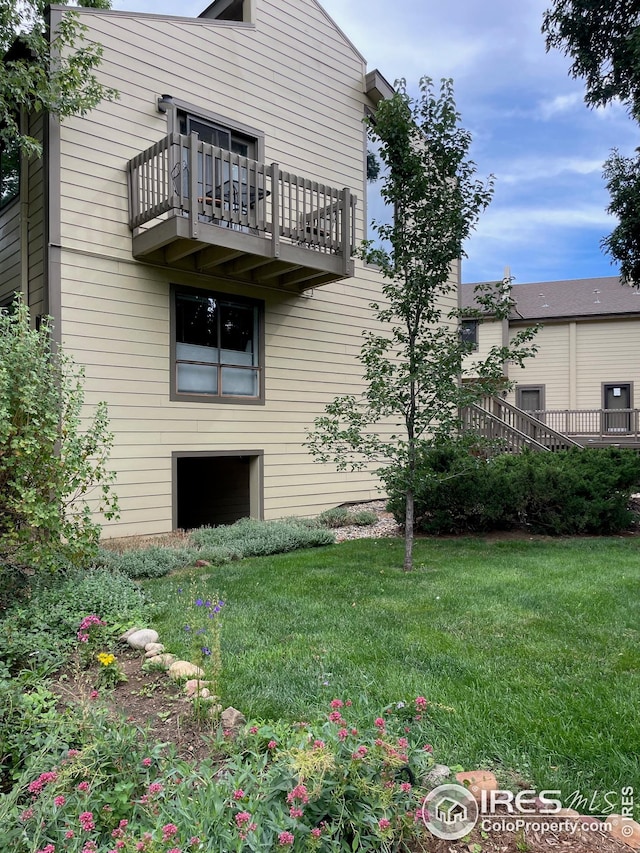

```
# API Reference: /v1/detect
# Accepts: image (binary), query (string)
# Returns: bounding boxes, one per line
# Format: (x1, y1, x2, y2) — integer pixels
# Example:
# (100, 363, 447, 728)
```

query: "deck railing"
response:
(528, 408, 640, 439)
(128, 133, 356, 261)
(462, 396, 584, 452)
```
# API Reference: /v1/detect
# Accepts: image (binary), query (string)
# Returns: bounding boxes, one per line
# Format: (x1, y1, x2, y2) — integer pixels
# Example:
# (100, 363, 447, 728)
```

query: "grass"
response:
(144, 536, 640, 810)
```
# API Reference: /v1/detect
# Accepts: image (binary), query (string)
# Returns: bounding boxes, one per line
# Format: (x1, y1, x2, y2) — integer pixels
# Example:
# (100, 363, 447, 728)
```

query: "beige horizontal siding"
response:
(52, 2, 461, 537)
(575, 318, 640, 409)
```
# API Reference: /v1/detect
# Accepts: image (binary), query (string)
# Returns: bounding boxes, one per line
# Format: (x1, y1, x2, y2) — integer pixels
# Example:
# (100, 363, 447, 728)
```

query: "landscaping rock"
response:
(454, 769, 498, 801)
(144, 643, 165, 657)
(148, 653, 176, 669)
(424, 764, 451, 787)
(127, 629, 159, 650)
(119, 627, 142, 642)
(220, 706, 246, 732)
(608, 814, 640, 850)
(184, 679, 209, 697)
(168, 661, 205, 681)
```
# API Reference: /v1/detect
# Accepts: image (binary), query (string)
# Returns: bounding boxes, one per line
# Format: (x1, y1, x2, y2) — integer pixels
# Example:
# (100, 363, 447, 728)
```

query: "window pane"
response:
(220, 303, 257, 365)
(177, 363, 218, 394)
(460, 320, 478, 347)
(176, 294, 219, 349)
(222, 367, 258, 396)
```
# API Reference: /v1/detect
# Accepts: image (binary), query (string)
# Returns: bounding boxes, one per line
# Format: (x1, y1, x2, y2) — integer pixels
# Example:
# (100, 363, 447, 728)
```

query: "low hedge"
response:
(386, 445, 640, 535)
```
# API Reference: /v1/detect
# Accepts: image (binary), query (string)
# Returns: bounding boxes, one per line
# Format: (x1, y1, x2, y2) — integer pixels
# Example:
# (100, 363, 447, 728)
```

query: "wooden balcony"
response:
(528, 408, 640, 446)
(127, 133, 356, 291)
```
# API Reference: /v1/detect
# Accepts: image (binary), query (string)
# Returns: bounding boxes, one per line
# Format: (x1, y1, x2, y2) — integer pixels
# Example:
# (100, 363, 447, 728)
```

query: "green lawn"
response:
(144, 536, 640, 807)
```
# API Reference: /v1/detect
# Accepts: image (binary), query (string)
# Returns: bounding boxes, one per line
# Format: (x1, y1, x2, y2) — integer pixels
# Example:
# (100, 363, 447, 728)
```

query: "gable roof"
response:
(462, 276, 640, 321)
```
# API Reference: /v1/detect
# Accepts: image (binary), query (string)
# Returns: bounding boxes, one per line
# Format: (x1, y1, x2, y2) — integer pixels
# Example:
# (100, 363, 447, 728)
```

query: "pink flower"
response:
(375, 717, 386, 729)
(188, 839, 201, 848)
(79, 811, 95, 832)
(378, 817, 391, 831)
(374, 738, 383, 746)
(352, 745, 368, 759)
(166, 849, 182, 853)
(278, 831, 295, 845)
(232, 788, 245, 800)
(338, 727, 348, 740)
(311, 827, 322, 837)
(68, 749, 80, 758)
(351, 728, 358, 735)
(36, 846, 55, 853)
(397, 737, 408, 749)
(287, 784, 309, 804)
(20, 808, 34, 821)
(147, 782, 164, 795)
(400, 781, 412, 792)
(115, 842, 125, 850)
(119, 820, 129, 829)
(249, 725, 258, 734)
(89, 690, 99, 700)
(65, 830, 75, 839)
(289, 805, 304, 818)
(162, 823, 178, 841)
(330, 698, 343, 708)
(268, 740, 277, 749)
(141, 757, 152, 767)
(235, 811, 252, 827)
(415, 696, 428, 710)
(345, 699, 352, 706)
(77, 781, 90, 792)
(328, 711, 344, 723)
(54, 795, 66, 807)
(313, 739, 325, 749)
(423, 743, 433, 753)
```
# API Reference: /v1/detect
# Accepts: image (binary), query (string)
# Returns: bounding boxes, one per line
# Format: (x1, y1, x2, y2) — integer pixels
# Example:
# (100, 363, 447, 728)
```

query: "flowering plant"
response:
(8, 696, 437, 852)
(96, 651, 127, 688)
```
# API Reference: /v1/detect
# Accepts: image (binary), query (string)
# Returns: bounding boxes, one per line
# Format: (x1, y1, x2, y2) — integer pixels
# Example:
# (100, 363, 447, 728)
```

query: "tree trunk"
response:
(403, 487, 414, 572)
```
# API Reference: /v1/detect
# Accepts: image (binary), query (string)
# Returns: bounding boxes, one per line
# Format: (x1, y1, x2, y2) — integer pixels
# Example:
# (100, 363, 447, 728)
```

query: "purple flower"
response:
(195, 628, 205, 635)
(184, 625, 191, 632)
(195, 598, 204, 607)
(202, 647, 211, 656)
(205, 600, 212, 608)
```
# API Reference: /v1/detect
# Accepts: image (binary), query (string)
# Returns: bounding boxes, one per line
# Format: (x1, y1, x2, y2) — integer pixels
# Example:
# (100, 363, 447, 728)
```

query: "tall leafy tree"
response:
(543, 1, 640, 283)
(1, 0, 116, 162)
(307, 79, 538, 571)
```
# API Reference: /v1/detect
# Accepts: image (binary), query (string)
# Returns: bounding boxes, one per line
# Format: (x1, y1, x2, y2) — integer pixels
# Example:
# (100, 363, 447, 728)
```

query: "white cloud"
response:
(537, 92, 583, 120)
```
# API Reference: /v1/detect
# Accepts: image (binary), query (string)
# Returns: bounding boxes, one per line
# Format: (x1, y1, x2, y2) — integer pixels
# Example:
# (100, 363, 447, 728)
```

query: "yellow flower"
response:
(97, 652, 116, 667)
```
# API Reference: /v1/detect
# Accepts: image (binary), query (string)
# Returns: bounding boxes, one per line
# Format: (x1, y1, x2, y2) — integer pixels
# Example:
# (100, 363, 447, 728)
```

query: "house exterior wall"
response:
(461, 316, 505, 375)
(41, 1, 459, 537)
(504, 318, 640, 411)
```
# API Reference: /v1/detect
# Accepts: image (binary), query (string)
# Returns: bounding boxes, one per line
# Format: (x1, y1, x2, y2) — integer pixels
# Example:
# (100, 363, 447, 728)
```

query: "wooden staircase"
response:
(461, 396, 583, 453)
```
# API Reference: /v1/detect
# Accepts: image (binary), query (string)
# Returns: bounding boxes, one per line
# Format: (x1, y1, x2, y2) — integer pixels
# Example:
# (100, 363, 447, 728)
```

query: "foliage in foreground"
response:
(387, 443, 640, 534)
(0, 298, 119, 592)
(0, 568, 144, 674)
(0, 693, 436, 853)
(307, 78, 537, 571)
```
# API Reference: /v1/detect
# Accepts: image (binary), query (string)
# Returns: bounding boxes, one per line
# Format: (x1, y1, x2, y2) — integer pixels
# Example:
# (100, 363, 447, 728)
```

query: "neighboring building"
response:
(0, 0, 459, 537)
(461, 276, 640, 443)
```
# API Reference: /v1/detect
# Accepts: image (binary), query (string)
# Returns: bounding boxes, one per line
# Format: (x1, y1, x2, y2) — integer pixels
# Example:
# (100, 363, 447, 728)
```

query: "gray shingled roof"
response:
(461, 276, 640, 320)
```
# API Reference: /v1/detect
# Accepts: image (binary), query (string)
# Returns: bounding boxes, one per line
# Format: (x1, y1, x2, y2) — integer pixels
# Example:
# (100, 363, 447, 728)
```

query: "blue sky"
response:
(111, 0, 638, 284)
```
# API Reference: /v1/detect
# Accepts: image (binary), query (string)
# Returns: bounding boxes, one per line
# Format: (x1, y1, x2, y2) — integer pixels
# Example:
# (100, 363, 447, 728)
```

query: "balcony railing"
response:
(528, 408, 640, 440)
(127, 133, 356, 289)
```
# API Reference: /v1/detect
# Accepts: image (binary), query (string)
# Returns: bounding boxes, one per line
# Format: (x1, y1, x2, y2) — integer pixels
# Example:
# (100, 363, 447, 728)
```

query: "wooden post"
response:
(271, 162, 280, 258)
(189, 132, 199, 239)
(341, 188, 351, 275)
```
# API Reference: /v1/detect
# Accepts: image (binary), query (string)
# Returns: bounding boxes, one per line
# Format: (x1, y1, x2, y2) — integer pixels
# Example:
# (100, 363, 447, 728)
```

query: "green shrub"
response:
(0, 297, 118, 580)
(0, 568, 145, 672)
(349, 509, 379, 526)
(99, 545, 195, 579)
(1, 696, 435, 852)
(387, 444, 640, 535)
(317, 506, 350, 527)
(317, 506, 379, 527)
(191, 517, 334, 556)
